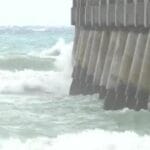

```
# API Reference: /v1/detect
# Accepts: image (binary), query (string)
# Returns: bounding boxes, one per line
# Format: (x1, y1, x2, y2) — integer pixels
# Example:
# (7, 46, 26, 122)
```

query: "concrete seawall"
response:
(70, 0, 150, 110)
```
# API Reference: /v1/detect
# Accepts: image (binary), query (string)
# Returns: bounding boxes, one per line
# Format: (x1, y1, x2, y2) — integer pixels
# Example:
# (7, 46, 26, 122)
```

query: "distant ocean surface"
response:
(0, 26, 150, 150)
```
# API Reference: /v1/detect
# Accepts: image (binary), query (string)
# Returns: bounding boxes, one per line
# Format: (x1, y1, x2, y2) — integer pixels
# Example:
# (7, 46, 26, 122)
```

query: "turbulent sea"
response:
(0, 26, 150, 150)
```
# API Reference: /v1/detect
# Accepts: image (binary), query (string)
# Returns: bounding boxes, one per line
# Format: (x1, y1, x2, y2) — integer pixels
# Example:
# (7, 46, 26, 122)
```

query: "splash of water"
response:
(0, 39, 73, 95)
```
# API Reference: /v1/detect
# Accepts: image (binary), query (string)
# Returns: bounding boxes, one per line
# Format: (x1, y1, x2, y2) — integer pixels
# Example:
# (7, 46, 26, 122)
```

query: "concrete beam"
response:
(124, 0, 136, 27)
(107, 0, 116, 26)
(115, 0, 124, 26)
(135, 0, 145, 27)
(100, 0, 107, 26)
(79, 30, 95, 94)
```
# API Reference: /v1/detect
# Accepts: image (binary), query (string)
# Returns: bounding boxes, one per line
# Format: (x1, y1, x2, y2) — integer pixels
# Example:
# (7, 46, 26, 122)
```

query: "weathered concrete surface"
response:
(104, 30, 128, 110)
(126, 32, 148, 109)
(114, 32, 138, 110)
(93, 31, 110, 93)
(136, 31, 150, 110)
(70, 29, 90, 95)
(79, 30, 95, 94)
(99, 31, 118, 98)
(70, 0, 150, 110)
(85, 31, 102, 94)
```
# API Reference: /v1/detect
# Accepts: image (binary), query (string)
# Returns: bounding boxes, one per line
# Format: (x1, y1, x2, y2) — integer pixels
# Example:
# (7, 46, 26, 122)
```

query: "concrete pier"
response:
(70, 0, 150, 110)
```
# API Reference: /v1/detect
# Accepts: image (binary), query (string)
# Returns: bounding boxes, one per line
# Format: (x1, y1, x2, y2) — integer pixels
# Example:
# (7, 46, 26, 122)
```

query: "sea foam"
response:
(0, 40, 73, 95)
(0, 129, 150, 150)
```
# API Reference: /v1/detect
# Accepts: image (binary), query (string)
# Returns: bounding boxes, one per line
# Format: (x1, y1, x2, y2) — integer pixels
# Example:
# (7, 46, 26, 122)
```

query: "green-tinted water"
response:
(0, 26, 150, 150)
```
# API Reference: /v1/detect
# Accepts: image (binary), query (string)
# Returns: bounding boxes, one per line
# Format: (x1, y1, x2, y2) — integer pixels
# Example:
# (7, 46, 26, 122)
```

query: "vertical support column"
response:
(114, 32, 138, 109)
(72, 28, 81, 64)
(104, 31, 128, 110)
(107, 0, 116, 27)
(93, 31, 111, 93)
(85, 31, 102, 94)
(70, 30, 83, 95)
(79, 31, 95, 94)
(126, 32, 148, 109)
(93, 0, 100, 27)
(99, 31, 118, 98)
(70, 30, 90, 95)
(74, 30, 83, 65)
(136, 31, 150, 110)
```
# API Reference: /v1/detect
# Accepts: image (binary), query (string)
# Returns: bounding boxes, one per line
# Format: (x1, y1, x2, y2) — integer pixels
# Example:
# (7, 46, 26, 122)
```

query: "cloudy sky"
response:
(0, 0, 72, 26)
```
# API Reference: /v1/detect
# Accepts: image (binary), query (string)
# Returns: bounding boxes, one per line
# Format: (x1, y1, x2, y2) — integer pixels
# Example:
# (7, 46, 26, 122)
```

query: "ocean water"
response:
(0, 26, 150, 150)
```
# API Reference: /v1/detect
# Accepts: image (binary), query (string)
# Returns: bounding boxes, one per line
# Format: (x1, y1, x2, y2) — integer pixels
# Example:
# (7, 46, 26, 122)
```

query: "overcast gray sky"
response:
(0, 0, 72, 26)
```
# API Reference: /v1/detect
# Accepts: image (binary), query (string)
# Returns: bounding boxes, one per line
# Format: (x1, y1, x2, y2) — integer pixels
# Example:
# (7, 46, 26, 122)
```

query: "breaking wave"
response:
(0, 39, 73, 95)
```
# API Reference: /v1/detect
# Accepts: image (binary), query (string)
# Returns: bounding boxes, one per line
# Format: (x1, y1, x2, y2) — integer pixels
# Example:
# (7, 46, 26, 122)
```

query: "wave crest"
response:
(0, 39, 73, 71)
(0, 39, 73, 95)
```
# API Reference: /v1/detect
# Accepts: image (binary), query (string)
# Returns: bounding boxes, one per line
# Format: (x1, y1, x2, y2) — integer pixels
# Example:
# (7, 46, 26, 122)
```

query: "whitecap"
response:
(0, 129, 150, 150)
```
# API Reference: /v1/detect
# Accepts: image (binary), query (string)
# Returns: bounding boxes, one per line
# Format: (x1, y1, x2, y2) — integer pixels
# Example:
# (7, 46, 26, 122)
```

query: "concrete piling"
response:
(99, 31, 118, 98)
(135, 31, 150, 110)
(136, 0, 145, 27)
(104, 30, 128, 110)
(114, 32, 138, 109)
(70, 0, 150, 110)
(124, 0, 135, 27)
(107, 0, 116, 27)
(85, 31, 102, 94)
(93, 31, 111, 93)
(79, 30, 95, 94)
(126, 32, 148, 109)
